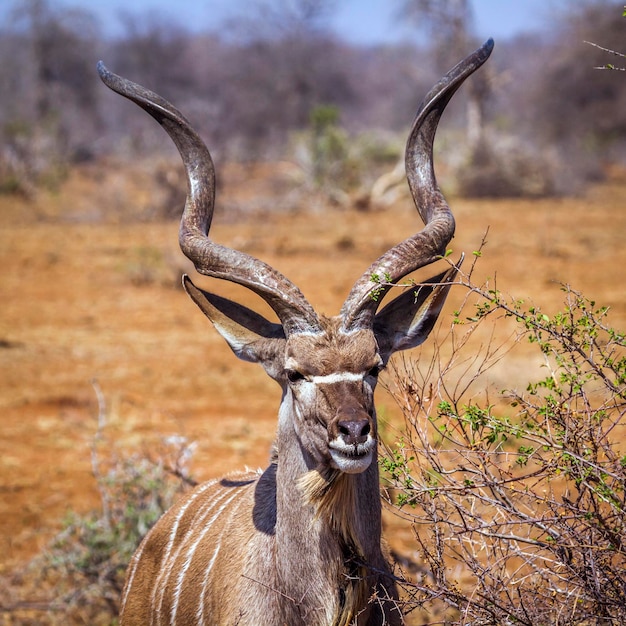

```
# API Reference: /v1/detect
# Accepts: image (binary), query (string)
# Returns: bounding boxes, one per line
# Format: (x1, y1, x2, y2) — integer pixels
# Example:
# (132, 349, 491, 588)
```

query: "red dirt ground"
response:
(1, 162, 625, 618)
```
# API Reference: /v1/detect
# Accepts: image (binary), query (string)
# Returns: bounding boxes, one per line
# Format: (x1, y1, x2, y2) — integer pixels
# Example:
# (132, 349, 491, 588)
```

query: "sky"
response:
(4, 0, 555, 43)
(332, 0, 551, 43)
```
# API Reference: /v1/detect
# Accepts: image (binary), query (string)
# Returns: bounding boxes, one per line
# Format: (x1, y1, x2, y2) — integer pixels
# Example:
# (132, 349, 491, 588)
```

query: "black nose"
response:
(338, 419, 371, 445)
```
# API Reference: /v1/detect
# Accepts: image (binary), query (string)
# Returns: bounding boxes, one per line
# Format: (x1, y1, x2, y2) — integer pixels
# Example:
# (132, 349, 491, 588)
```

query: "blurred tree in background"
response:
(0, 0, 101, 193)
(534, 3, 626, 156)
(397, 0, 488, 147)
(0, 0, 625, 203)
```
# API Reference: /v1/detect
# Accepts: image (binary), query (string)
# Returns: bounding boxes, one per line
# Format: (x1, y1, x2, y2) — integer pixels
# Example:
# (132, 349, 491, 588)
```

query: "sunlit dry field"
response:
(1, 162, 625, 616)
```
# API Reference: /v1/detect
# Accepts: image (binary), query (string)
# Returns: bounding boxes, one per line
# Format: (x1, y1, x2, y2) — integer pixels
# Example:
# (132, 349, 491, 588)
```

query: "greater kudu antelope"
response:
(98, 38, 493, 626)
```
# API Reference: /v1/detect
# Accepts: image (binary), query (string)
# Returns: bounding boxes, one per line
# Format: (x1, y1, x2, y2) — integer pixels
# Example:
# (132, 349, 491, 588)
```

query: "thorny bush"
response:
(380, 246, 626, 625)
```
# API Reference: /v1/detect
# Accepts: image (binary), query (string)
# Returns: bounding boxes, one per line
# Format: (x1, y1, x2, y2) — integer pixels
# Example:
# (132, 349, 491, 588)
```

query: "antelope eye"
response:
(367, 365, 383, 378)
(286, 369, 305, 383)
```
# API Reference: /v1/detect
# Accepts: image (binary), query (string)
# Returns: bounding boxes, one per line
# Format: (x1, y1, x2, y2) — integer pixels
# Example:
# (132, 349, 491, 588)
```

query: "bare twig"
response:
(381, 267, 626, 623)
(585, 40, 626, 71)
(91, 378, 112, 530)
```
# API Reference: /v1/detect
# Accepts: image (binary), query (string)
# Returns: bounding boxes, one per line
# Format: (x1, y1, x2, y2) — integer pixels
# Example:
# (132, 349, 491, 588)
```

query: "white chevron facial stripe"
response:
(309, 372, 364, 384)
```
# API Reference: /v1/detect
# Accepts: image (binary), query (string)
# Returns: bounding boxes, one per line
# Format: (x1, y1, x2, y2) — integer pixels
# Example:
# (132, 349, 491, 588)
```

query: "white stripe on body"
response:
(119, 479, 218, 623)
(120, 527, 148, 617)
(195, 491, 250, 626)
(147, 479, 222, 626)
(151, 478, 241, 626)
(195, 542, 222, 626)
(170, 489, 243, 624)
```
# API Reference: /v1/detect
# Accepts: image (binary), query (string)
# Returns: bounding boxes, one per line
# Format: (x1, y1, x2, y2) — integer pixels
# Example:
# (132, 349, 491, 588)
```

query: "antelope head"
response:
(97, 40, 493, 488)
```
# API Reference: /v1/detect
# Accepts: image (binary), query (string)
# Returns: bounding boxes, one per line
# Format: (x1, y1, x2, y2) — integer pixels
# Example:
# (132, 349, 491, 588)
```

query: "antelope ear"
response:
(182, 275, 285, 364)
(373, 261, 461, 359)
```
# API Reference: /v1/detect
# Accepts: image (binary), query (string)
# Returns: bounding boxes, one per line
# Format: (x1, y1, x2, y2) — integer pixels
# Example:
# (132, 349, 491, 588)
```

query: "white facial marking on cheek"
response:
(310, 372, 364, 384)
(298, 381, 317, 404)
(285, 357, 299, 371)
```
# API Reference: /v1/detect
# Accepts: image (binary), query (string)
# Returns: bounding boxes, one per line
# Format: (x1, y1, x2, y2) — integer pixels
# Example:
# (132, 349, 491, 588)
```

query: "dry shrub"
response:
(0, 384, 195, 625)
(381, 251, 626, 624)
(455, 135, 556, 199)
